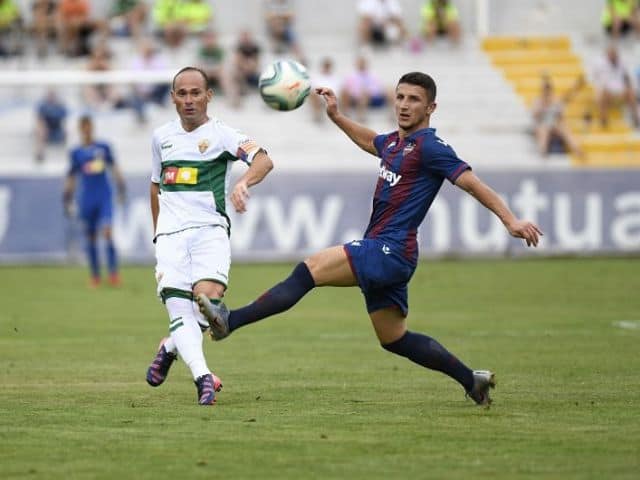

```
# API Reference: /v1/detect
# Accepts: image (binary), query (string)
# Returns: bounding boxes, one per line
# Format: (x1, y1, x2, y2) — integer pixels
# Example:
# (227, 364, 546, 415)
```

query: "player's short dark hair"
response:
(172, 66, 210, 90)
(398, 72, 437, 102)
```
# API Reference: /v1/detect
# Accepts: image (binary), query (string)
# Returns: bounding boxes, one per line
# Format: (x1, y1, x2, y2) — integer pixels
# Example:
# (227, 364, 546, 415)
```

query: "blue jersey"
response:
(366, 128, 470, 264)
(37, 100, 67, 143)
(68, 141, 115, 207)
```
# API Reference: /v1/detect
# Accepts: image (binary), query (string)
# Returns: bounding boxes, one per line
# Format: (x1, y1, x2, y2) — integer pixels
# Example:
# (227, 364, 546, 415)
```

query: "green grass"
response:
(1, 258, 639, 479)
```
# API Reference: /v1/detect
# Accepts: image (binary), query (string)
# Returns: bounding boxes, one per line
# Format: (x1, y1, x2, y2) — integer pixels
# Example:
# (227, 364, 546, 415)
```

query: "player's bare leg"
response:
(373, 307, 495, 407)
(305, 245, 357, 286)
(165, 279, 223, 405)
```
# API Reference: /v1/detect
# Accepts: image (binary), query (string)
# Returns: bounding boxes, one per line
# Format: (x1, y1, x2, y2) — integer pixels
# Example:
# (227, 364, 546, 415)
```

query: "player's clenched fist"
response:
(316, 87, 338, 117)
(231, 180, 250, 213)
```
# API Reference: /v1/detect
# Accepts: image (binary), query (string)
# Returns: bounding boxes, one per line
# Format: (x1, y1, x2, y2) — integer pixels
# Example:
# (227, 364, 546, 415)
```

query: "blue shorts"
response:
(80, 199, 113, 235)
(343, 239, 415, 317)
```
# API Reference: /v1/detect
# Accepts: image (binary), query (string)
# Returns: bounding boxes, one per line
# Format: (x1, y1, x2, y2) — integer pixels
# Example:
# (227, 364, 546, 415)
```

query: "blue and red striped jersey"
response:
(365, 127, 470, 264)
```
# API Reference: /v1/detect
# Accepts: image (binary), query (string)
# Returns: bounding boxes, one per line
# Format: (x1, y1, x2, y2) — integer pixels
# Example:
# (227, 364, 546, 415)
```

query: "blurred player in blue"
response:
(197, 72, 543, 407)
(63, 115, 126, 287)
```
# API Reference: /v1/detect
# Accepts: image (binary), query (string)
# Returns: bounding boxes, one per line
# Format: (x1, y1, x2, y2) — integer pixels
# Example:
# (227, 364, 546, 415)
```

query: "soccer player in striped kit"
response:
(145, 67, 274, 405)
(198, 72, 543, 406)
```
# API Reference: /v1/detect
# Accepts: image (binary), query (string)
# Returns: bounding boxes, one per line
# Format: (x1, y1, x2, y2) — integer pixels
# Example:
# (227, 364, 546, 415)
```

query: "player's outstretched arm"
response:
(455, 170, 543, 247)
(316, 87, 377, 156)
(231, 150, 274, 213)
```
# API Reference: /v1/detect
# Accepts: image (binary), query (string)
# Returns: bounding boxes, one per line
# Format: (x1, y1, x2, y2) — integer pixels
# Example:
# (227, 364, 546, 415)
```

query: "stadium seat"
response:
(482, 35, 640, 168)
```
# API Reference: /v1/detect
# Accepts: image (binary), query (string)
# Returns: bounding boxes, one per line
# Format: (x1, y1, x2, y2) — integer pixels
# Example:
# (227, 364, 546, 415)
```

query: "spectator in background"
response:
(531, 74, 585, 158)
(153, 0, 212, 49)
(228, 30, 262, 108)
(127, 38, 170, 123)
(83, 41, 124, 110)
(340, 55, 394, 122)
(0, 0, 22, 57)
(197, 29, 227, 91)
(593, 44, 639, 128)
(31, 0, 57, 58)
(34, 89, 68, 162)
(309, 57, 341, 123)
(357, 0, 406, 47)
(601, 0, 640, 39)
(263, 0, 302, 59)
(63, 115, 126, 288)
(109, 0, 148, 39)
(153, 0, 184, 48)
(421, 0, 461, 45)
(57, 0, 103, 57)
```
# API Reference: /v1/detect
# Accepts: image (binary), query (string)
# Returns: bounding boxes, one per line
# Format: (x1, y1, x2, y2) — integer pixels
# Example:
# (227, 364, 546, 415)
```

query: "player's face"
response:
(79, 119, 92, 143)
(171, 70, 213, 130)
(394, 83, 436, 133)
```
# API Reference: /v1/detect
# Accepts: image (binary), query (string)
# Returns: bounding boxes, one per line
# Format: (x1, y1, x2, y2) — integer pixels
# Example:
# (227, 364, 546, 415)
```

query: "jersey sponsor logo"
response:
(83, 158, 106, 175)
(160, 141, 173, 150)
(198, 139, 210, 154)
(163, 167, 198, 185)
(379, 164, 402, 187)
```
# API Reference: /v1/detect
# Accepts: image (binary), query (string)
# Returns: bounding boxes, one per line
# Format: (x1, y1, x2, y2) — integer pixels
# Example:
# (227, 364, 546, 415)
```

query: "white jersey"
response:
(151, 117, 261, 237)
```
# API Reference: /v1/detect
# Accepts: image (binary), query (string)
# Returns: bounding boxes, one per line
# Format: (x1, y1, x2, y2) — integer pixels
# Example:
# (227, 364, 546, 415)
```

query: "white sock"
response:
(165, 297, 210, 380)
(163, 336, 177, 353)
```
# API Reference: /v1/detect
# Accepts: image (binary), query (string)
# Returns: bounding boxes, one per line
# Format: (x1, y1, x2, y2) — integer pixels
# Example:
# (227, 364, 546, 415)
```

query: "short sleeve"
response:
(373, 133, 389, 157)
(220, 123, 262, 165)
(423, 140, 471, 184)
(150, 133, 162, 183)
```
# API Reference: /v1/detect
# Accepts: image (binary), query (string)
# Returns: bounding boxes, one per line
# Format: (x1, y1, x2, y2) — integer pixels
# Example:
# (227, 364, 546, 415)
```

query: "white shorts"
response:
(155, 226, 230, 297)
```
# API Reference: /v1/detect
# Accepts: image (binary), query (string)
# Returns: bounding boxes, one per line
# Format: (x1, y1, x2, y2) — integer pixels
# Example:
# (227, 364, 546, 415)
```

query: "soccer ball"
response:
(258, 60, 311, 111)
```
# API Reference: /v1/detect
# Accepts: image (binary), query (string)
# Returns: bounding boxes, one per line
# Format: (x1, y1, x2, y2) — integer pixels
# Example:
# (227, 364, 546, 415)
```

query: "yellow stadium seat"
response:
(481, 36, 571, 51)
(572, 151, 640, 167)
(488, 51, 579, 65)
(483, 34, 639, 168)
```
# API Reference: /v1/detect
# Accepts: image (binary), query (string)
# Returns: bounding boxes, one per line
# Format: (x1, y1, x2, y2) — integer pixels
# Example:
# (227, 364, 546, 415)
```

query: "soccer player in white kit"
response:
(146, 67, 274, 405)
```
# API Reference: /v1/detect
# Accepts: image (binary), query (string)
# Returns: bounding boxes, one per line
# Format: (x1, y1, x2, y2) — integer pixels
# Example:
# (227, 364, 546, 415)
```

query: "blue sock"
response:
(229, 262, 315, 332)
(382, 331, 475, 392)
(86, 241, 99, 279)
(106, 240, 118, 275)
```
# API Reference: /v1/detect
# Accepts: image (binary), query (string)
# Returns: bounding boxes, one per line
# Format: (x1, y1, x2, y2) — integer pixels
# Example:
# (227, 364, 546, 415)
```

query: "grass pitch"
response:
(1, 258, 639, 479)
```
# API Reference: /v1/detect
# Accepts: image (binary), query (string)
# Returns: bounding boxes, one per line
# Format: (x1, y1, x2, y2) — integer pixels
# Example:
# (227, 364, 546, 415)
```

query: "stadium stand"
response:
(483, 34, 640, 167)
(0, 0, 637, 175)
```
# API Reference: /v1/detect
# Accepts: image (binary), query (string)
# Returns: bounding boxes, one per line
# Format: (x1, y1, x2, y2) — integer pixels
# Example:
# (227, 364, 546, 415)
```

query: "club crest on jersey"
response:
(379, 164, 402, 187)
(403, 142, 415, 154)
(198, 139, 210, 154)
